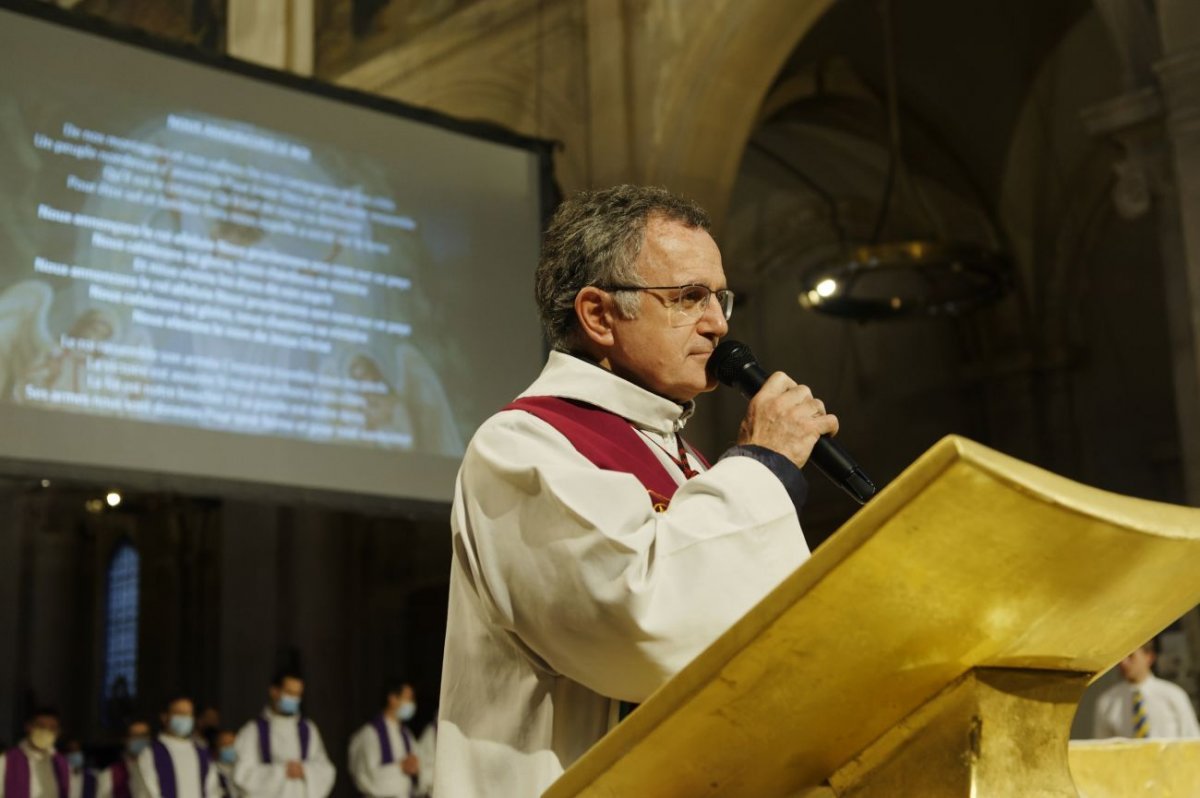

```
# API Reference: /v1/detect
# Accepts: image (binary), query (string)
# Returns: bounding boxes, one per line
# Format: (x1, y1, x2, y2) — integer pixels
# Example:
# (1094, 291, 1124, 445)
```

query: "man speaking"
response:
(435, 185, 838, 797)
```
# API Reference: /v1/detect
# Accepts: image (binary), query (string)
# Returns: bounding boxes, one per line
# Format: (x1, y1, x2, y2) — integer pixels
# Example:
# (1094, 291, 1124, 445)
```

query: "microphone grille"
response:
(709, 339, 757, 386)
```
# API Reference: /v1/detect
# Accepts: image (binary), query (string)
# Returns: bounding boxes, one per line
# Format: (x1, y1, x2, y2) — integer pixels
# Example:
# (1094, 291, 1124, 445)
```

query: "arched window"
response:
(103, 541, 140, 704)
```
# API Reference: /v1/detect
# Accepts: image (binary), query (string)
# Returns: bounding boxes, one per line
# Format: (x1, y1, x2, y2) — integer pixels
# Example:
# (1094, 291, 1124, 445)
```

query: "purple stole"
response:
(255, 718, 310, 763)
(2, 748, 70, 798)
(369, 716, 417, 789)
(150, 741, 209, 798)
(505, 396, 709, 511)
(80, 771, 97, 798)
(109, 760, 131, 798)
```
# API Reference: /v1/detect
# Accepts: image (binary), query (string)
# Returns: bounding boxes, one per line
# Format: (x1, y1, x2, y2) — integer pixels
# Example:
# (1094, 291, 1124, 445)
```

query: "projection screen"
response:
(0, 3, 551, 506)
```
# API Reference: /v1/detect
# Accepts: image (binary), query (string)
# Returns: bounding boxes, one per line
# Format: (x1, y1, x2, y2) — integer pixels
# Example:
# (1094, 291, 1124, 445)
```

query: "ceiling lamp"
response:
(798, 0, 1011, 321)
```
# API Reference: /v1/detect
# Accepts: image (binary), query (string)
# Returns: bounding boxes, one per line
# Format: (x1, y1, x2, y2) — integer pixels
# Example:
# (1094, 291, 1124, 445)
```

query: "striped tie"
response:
(1132, 687, 1150, 738)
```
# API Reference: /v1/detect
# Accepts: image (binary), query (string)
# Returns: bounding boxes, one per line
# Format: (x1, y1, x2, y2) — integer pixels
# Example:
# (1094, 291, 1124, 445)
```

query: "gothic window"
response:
(103, 541, 140, 705)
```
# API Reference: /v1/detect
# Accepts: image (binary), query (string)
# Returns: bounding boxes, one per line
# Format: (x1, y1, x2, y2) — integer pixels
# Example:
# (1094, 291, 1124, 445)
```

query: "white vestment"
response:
(0, 741, 61, 798)
(1093, 674, 1200, 738)
(435, 352, 810, 797)
(133, 736, 218, 798)
(346, 719, 420, 798)
(232, 712, 335, 798)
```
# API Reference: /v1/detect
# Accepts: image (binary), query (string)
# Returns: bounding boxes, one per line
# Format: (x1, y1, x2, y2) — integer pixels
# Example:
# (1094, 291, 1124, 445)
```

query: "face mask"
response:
(277, 695, 301, 716)
(29, 728, 57, 752)
(218, 747, 236, 765)
(168, 715, 195, 738)
(67, 752, 84, 770)
(397, 701, 416, 722)
(127, 737, 150, 756)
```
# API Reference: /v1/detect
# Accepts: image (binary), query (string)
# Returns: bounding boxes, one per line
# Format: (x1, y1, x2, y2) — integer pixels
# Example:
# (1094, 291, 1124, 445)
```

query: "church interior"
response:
(2, 0, 1199, 795)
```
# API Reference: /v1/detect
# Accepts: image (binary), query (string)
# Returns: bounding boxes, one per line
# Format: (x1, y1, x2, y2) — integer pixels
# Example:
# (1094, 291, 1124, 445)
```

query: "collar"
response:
(519, 351, 696, 435)
(19, 740, 51, 759)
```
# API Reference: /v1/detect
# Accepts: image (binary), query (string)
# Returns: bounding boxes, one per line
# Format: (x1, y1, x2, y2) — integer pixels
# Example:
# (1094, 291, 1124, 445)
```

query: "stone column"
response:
(1154, 43, 1200, 506)
(227, 0, 314, 75)
(1087, 0, 1200, 703)
(1154, 0, 1200, 704)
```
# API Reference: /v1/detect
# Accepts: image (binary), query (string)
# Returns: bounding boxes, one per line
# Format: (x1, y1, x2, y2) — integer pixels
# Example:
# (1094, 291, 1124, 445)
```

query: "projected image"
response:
(0, 8, 545, 502)
(0, 105, 466, 457)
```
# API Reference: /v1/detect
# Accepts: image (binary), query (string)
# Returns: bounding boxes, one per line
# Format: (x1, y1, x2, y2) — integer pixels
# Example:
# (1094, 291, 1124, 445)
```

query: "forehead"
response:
(281, 676, 305, 692)
(636, 216, 724, 286)
(167, 698, 194, 713)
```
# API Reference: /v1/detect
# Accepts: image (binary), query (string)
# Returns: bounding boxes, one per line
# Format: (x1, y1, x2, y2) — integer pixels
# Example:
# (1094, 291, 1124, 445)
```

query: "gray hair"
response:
(534, 184, 711, 351)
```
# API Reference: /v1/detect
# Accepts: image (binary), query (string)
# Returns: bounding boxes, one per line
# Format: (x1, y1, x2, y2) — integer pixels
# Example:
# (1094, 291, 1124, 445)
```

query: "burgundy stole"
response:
(505, 396, 707, 510)
(110, 760, 131, 798)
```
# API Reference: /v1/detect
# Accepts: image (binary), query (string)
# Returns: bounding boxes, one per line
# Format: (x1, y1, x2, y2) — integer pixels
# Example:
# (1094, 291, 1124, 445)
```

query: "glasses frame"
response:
(598, 283, 735, 322)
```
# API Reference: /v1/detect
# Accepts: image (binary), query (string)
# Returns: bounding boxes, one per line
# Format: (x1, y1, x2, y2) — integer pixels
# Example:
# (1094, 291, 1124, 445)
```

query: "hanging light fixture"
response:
(798, 0, 1011, 321)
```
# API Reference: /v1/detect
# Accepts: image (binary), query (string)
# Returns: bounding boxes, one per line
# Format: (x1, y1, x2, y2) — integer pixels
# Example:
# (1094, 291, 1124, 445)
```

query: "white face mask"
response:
(397, 701, 416, 722)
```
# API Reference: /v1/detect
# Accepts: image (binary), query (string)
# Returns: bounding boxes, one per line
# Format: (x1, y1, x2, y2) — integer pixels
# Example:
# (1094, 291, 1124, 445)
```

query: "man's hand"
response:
(285, 761, 305, 780)
(400, 754, 420, 776)
(737, 371, 839, 469)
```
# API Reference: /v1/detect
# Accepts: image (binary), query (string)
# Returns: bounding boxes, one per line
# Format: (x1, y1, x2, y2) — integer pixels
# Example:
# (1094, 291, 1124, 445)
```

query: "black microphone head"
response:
(708, 339, 758, 387)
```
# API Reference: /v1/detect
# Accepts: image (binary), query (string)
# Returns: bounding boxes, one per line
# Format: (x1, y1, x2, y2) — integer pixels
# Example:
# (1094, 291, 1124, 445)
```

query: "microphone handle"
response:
(732, 361, 876, 505)
(810, 437, 876, 505)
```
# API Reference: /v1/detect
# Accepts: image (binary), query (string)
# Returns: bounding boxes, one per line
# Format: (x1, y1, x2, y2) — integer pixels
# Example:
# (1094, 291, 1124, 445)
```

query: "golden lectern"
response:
(543, 436, 1200, 797)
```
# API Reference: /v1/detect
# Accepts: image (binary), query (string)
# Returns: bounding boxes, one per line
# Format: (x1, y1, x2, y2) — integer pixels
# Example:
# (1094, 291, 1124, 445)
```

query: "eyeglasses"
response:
(599, 283, 735, 322)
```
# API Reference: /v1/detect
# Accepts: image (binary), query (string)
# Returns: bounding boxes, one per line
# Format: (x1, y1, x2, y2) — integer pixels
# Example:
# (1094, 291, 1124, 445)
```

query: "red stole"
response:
(504, 396, 707, 510)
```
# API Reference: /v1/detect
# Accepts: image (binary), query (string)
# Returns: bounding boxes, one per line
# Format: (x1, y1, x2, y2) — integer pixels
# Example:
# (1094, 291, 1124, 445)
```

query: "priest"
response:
(435, 184, 836, 797)
(0, 708, 69, 798)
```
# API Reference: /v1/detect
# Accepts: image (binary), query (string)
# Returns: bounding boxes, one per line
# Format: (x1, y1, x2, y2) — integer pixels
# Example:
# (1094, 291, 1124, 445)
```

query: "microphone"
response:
(708, 339, 876, 505)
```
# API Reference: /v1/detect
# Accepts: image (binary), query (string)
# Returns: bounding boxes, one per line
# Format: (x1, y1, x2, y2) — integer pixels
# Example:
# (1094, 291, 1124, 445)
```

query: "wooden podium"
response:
(543, 436, 1200, 797)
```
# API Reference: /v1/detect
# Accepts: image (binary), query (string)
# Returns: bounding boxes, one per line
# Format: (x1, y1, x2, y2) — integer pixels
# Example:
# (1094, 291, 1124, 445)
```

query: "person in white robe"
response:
(436, 185, 836, 797)
(347, 683, 424, 798)
(0, 707, 68, 798)
(64, 742, 95, 798)
(133, 698, 218, 798)
(231, 672, 335, 798)
(208, 732, 238, 798)
(95, 721, 150, 798)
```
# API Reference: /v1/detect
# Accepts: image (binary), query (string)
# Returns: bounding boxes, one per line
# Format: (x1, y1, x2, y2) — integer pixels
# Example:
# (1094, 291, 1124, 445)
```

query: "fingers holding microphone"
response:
(737, 371, 839, 469)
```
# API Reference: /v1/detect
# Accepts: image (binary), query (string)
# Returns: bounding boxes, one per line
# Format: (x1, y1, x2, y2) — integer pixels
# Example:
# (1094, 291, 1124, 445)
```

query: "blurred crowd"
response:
(0, 671, 434, 798)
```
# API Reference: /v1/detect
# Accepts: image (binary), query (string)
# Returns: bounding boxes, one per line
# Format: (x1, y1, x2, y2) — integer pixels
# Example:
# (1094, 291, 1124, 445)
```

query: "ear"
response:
(574, 286, 617, 347)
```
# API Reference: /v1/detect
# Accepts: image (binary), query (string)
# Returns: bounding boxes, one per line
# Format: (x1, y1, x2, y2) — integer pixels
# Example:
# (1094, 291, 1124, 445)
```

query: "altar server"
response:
(95, 722, 150, 798)
(0, 708, 68, 798)
(347, 683, 423, 798)
(232, 672, 335, 798)
(134, 697, 218, 798)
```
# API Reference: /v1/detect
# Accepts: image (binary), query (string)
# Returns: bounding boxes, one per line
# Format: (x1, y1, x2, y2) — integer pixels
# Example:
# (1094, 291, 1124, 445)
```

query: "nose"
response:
(697, 293, 729, 337)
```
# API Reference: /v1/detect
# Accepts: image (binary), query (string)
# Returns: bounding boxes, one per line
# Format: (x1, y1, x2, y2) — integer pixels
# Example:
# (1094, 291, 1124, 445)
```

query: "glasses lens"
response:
(717, 290, 734, 320)
(674, 285, 709, 316)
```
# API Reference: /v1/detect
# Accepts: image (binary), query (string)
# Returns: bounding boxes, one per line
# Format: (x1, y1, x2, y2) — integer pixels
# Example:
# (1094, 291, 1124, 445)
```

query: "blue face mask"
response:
(127, 737, 150, 756)
(277, 695, 301, 716)
(168, 715, 195, 738)
(218, 747, 236, 765)
(67, 752, 84, 771)
(397, 701, 416, 723)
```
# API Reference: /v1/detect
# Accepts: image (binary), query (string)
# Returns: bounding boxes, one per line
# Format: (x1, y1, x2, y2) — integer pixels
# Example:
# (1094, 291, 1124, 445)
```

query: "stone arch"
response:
(643, 0, 837, 230)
